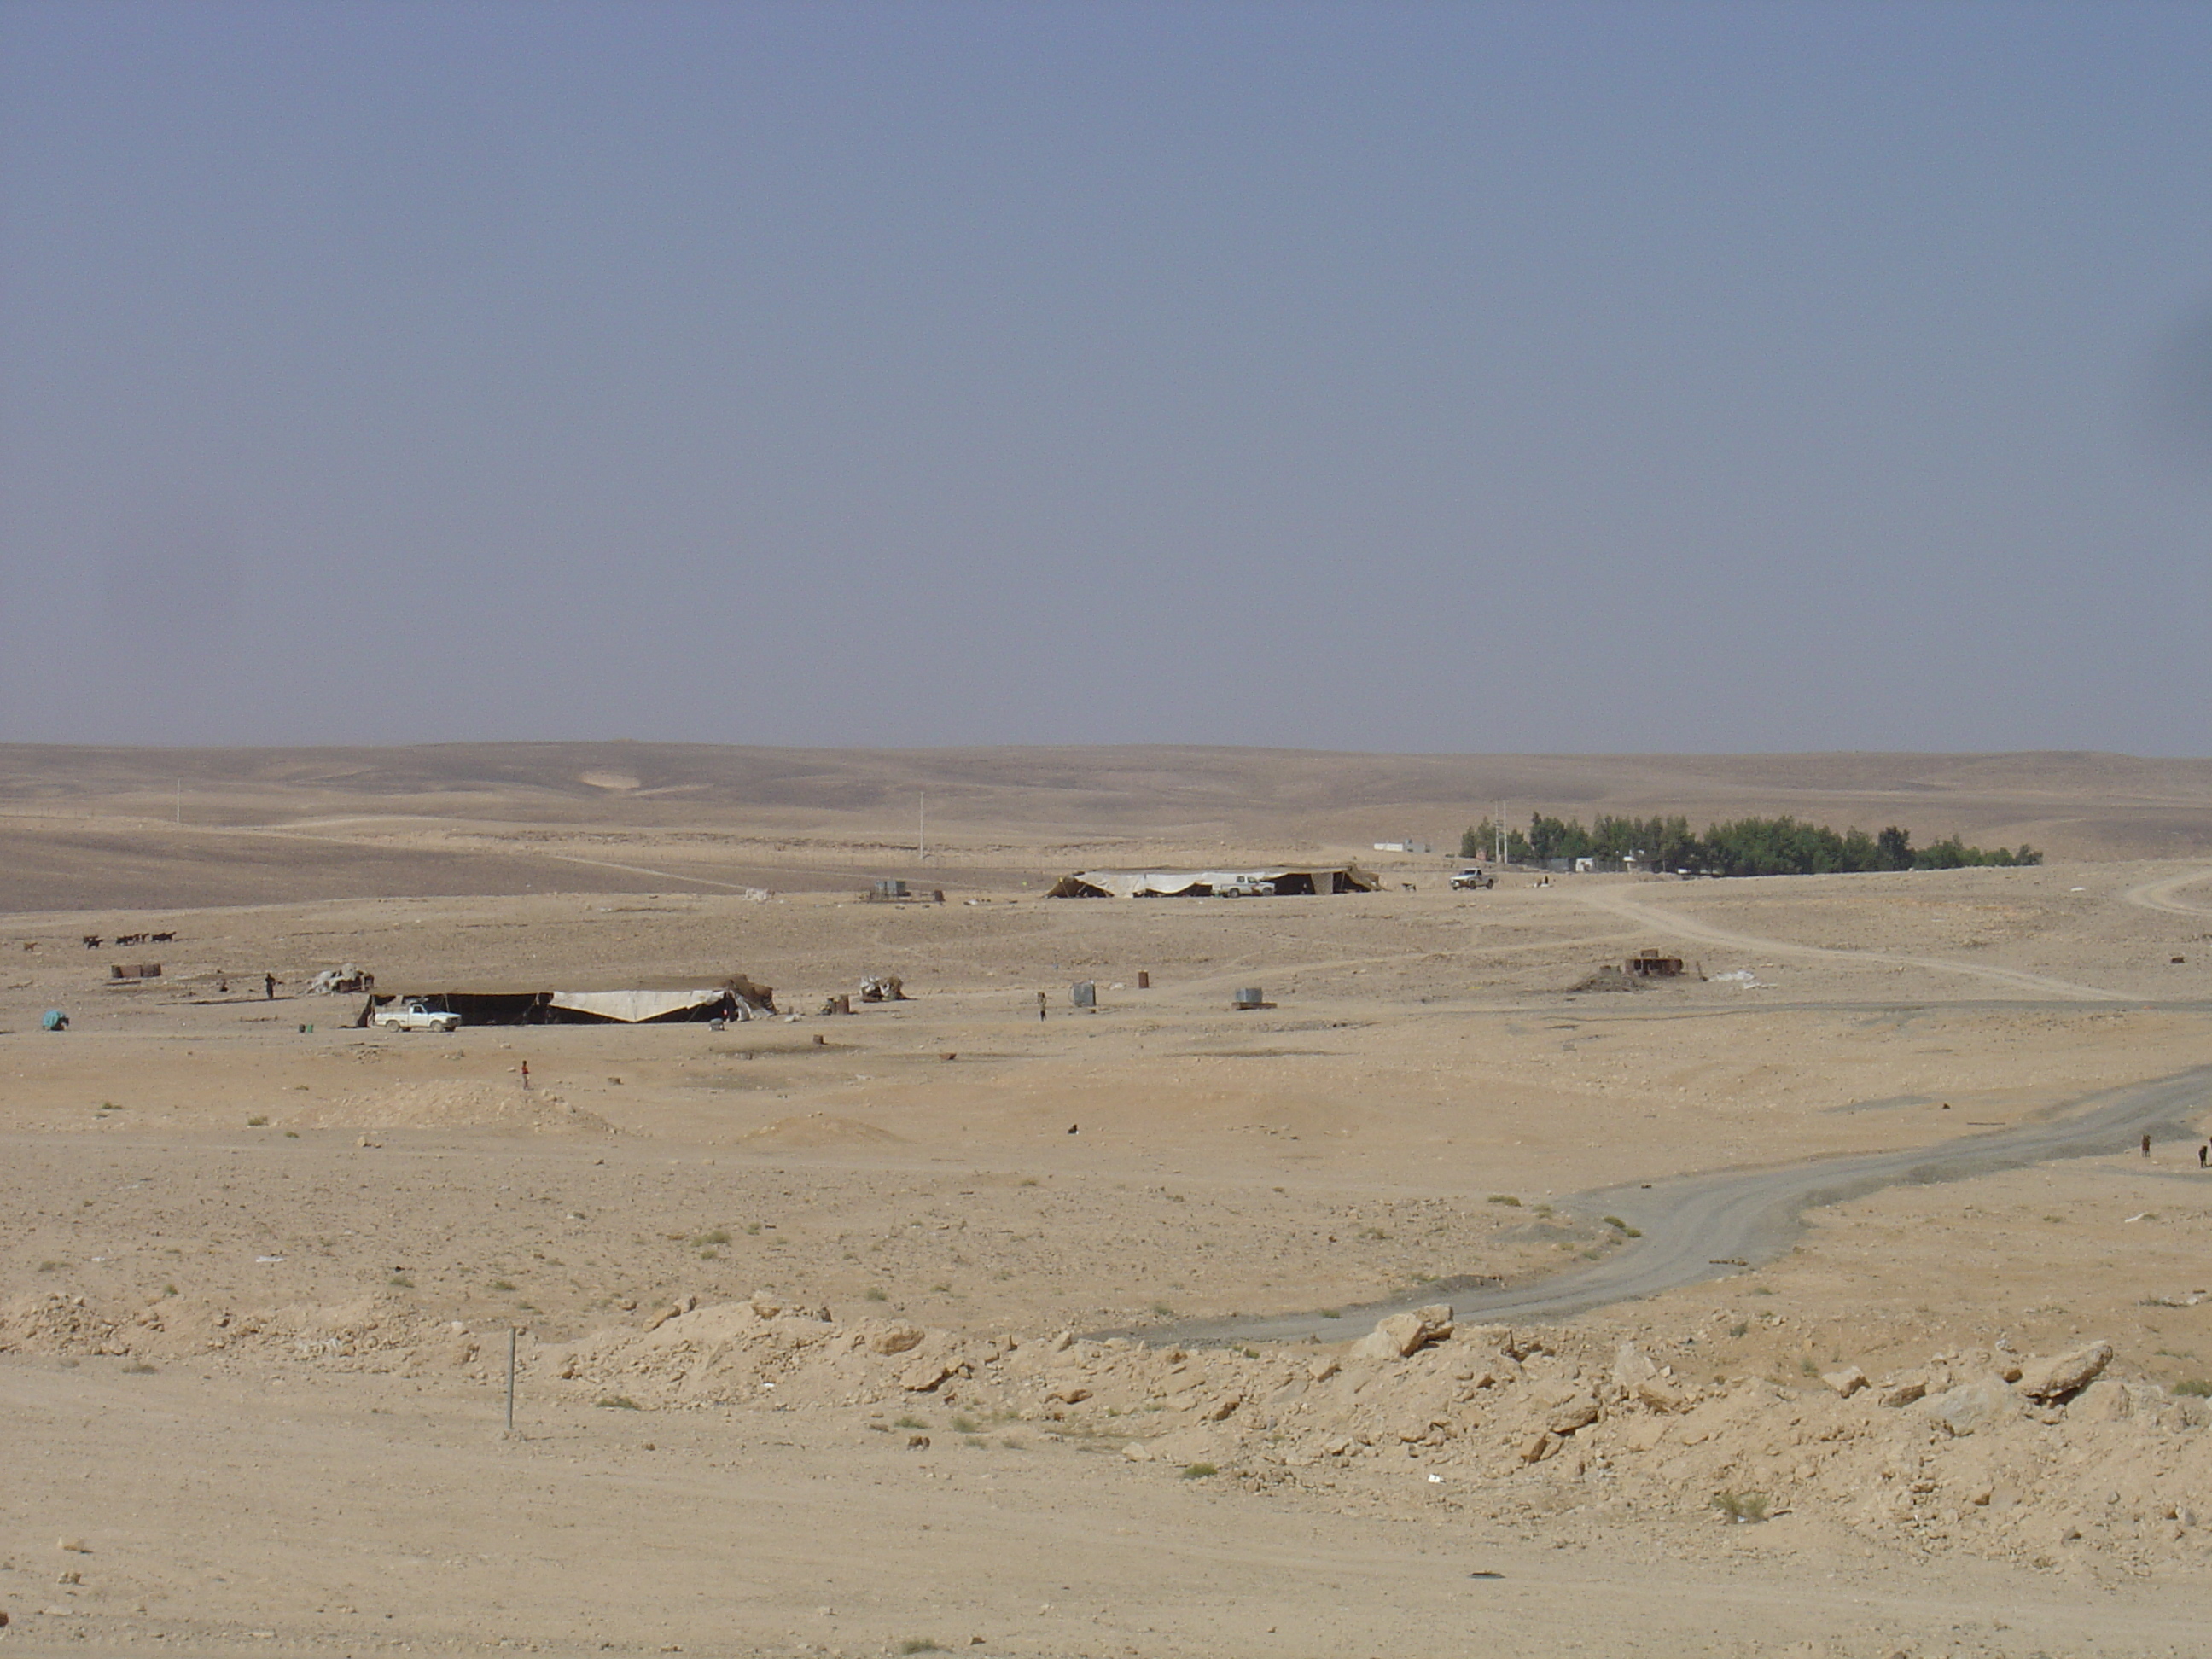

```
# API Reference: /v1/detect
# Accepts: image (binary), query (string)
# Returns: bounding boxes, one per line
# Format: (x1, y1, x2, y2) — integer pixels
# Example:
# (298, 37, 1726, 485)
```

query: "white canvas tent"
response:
(545, 987, 732, 1023)
(1047, 864, 1382, 899)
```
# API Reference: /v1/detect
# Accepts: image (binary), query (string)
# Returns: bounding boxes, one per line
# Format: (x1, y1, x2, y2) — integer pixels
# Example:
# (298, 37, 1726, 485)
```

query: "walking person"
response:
(520, 1060, 530, 1089)
(2142, 1132, 2152, 1158)
(265, 971, 276, 1001)
(2199, 1142, 2207, 1170)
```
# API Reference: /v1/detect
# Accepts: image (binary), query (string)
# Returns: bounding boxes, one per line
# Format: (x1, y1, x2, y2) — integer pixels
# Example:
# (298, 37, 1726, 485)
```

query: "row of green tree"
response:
(1457, 814, 2040, 876)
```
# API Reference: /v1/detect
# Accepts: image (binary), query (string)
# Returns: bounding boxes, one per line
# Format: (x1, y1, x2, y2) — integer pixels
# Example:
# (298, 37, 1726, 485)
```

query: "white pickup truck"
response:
(1211, 876, 1276, 897)
(374, 998, 460, 1033)
(1449, 868, 1496, 891)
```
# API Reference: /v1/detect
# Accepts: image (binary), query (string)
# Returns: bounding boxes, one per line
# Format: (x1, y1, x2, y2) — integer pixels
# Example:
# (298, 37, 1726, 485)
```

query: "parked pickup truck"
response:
(375, 998, 460, 1033)
(1212, 876, 1277, 897)
(1448, 868, 1496, 891)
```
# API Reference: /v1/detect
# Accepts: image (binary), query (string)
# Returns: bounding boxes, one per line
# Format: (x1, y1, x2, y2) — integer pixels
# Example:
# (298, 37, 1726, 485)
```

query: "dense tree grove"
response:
(1457, 814, 2038, 875)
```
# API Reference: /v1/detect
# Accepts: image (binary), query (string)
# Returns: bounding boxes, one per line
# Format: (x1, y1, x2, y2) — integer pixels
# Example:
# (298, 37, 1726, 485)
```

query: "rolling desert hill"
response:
(1, 742, 2209, 915)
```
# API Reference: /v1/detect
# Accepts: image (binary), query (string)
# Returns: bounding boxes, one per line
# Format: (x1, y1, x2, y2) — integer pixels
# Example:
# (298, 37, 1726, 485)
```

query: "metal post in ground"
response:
(506, 1327, 517, 1435)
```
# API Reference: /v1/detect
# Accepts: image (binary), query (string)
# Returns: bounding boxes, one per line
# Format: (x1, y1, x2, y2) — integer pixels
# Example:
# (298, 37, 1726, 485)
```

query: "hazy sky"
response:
(4, 1, 2210, 753)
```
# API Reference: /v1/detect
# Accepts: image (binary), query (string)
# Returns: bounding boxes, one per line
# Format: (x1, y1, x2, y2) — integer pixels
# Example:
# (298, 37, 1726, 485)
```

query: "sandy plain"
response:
(3, 745, 2212, 1659)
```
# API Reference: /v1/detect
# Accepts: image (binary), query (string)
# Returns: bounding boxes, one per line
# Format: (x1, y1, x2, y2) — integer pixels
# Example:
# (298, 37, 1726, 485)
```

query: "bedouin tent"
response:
(1047, 864, 1382, 899)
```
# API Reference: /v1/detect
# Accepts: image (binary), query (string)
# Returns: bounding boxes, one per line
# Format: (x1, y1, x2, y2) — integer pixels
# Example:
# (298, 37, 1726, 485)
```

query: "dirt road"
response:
(1155, 1063, 2212, 1345)
(1571, 884, 2131, 1000)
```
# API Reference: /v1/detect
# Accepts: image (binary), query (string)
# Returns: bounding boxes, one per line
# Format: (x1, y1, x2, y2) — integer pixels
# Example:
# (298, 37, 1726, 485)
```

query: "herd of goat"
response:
(83, 931, 174, 947)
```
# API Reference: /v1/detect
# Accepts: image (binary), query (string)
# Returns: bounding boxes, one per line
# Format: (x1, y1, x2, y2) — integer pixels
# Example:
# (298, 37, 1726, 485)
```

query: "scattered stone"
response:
(56, 1539, 87, 1555)
(1876, 1377, 1927, 1408)
(1307, 1356, 1341, 1382)
(1202, 1392, 1243, 1422)
(2070, 1377, 2131, 1423)
(869, 1324, 925, 1355)
(1519, 1430, 1557, 1464)
(2017, 1340, 2113, 1402)
(1349, 1304, 1452, 1361)
(905, 1434, 929, 1450)
(1820, 1365, 1868, 1398)
(1545, 1391, 1601, 1435)
(1612, 1340, 1658, 1391)
(1920, 1376, 2011, 1435)
(900, 1359, 958, 1393)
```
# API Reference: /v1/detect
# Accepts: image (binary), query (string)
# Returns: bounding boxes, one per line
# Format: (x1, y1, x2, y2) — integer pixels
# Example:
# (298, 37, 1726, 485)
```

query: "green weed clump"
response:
(596, 1395, 642, 1410)
(1181, 1462, 1219, 1479)
(1487, 1194, 1521, 1207)
(2175, 1379, 2212, 1397)
(1711, 1490, 1768, 1523)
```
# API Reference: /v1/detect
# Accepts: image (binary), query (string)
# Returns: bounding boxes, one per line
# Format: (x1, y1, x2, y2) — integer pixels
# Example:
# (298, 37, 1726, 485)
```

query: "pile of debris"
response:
(537, 1298, 2211, 1570)
(10, 1285, 2206, 1573)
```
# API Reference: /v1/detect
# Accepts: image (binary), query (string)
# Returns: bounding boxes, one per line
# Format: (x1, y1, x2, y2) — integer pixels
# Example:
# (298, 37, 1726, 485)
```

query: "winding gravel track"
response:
(1571, 887, 2128, 1002)
(1143, 1064, 2212, 1348)
(2124, 867, 2212, 918)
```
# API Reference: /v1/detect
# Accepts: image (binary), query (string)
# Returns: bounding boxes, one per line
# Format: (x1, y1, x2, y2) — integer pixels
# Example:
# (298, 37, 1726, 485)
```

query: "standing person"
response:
(2199, 1142, 2208, 1170)
(265, 971, 276, 1001)
(2141, 1132, 2152, 1158)
(520, 1060, 530, 1089)
(1036, 990, 1047, 1023)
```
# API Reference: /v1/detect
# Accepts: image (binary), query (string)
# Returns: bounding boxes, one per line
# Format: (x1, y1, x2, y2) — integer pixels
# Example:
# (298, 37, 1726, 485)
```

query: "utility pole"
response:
(176, 778, 183, 825)
(1495, 801, 1505, 865)
(918, 791, 927, 862)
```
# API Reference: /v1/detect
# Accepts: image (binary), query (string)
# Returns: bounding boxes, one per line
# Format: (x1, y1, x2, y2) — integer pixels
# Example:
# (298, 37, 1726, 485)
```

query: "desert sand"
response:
(3, 745, 2211, 1658)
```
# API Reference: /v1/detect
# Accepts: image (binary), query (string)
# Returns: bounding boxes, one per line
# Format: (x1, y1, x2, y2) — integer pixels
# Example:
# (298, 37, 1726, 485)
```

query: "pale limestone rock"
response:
(2070, 1377, 2131, 1423)
(2018, 1340, 2113, 1402)
(1820, 1365, 1868, 1398)
(1612, 1341, 1658, 1392)
(1545, 1392, 1602, 1435)
(1919, 1375, 2011, 1435)
(1351, 1304, 1453, 1362)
